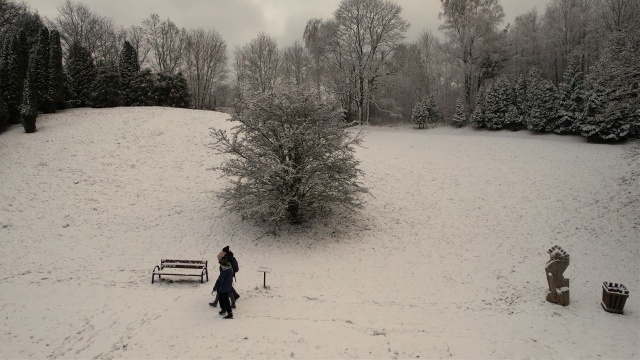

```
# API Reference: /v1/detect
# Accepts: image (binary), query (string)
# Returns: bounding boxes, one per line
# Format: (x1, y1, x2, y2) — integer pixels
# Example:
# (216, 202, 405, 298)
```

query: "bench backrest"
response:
(161, 259, 207, 269)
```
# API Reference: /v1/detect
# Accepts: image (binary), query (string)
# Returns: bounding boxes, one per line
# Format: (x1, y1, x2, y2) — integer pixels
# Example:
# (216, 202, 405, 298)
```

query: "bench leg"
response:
(152, 273, 155, 284)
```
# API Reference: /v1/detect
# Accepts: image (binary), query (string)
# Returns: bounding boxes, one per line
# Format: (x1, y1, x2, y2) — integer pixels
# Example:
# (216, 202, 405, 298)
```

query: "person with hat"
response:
(211, 257, 234, 319)
(209, 246, 240, 308)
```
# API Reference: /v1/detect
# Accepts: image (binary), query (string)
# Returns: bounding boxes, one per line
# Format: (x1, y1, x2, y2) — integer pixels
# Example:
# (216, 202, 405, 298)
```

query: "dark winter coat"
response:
(213, 266, 233, 294)
(220, 250, 239, 274)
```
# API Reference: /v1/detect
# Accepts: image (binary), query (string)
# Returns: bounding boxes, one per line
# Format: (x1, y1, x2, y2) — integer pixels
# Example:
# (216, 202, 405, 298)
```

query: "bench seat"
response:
(152, 259, 208, 284)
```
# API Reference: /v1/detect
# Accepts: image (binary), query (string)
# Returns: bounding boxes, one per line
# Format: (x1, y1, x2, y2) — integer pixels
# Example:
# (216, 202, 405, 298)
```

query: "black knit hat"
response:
(222, 246, 230, 253)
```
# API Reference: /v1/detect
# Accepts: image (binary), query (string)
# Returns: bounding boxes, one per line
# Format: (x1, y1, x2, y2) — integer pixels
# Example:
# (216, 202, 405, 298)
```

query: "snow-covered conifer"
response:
(48, 30, 64, 111)
(412, 96, 438, 129)
(483, 77, 512, 130)
(0, 96, 8, 132)
(470, 89, 487, 128)
(504, 74, 527, 131)
(411, 98, 429, 129)
(129, 69, 157, 106)
(66, 42, 96, 107)
(34, 26, 52, 112)
(580, 25, 639, 142)
(0, 33, 25, 124)
(91, 63, 121, 108)
(556, 61, 585, 135)
(526, 68, 558, 132)
(118, 41, 139, 106)
(20, 54, 38, 133)
(451, 99, 466, 128)
(154, 72, 189, 108)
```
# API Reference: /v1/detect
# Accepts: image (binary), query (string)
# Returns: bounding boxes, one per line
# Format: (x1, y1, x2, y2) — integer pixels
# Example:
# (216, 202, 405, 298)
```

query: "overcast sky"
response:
(23, 0, 552, 49)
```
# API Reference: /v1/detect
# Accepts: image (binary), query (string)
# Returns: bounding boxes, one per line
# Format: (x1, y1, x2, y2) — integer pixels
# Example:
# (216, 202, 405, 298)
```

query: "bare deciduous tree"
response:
(333, 0, 409, 124)
(50, 0, 121, 65)
(142, 13, 185, 74)
(281, 40, 309, 86)
(600, 0, 640, 32)
(542, 0, 596, 83)
(183, 27, 228, 109)
(125, 25, 151, 69)
(234, 32, 280, 95)
(0, 0, 27, 34)
(439, 0, 505, 112)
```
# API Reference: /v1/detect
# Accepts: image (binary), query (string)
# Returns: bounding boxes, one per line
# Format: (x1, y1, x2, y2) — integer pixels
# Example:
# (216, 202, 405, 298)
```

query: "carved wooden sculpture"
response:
(545, 245, 570, 306)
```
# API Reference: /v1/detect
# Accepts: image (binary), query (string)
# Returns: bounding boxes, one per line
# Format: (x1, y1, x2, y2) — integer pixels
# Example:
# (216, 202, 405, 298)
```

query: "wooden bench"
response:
(151, 259, 208, 284)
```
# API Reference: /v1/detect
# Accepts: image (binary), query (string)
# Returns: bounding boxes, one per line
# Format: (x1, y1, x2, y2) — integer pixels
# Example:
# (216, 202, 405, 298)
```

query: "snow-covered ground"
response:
(1, 107, 638, 359)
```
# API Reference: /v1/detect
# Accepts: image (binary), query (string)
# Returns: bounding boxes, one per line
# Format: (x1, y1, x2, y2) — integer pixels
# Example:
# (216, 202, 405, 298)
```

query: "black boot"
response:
(223, 312, 233, 319)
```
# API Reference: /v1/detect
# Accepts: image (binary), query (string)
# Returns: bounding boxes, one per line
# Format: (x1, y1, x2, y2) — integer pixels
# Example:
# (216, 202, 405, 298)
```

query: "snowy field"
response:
(0, 107, 638, 359)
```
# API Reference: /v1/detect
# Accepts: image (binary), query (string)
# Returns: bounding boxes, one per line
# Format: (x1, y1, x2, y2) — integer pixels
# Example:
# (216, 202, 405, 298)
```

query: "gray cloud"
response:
(24, 0, 551, 49)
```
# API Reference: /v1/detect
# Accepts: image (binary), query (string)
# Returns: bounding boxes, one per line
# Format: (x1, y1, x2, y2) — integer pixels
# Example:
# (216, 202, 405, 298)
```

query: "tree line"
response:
(1, 0, 638, 142)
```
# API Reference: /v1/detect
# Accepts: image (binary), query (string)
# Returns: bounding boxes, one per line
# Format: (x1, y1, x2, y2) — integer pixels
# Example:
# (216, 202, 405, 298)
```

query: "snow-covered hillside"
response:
(1, 107, 638, 359)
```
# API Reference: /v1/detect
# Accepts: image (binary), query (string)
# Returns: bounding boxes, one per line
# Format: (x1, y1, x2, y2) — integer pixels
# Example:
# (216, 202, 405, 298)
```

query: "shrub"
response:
(210, 86, 368, 225)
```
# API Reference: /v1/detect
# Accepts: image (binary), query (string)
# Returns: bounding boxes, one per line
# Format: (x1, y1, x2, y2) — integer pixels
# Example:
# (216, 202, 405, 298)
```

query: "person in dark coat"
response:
(212, 258, 234, 319)
(210, 246, 240, 308)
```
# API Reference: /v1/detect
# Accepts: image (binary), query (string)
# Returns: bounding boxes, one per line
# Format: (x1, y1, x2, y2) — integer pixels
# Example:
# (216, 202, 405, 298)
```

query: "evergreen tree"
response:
(411, 98, 429, 129)
(556, 61, 586, 135)
(470, 89, 487, 128)
(20, 53, 37, 133)
(129, 69, 157, 106)
(0, 33, 25, 125)
(66, 42, 96, 107)
(0, 96, 8, 132)
(411, 96, 438, 129)
(504, 105, 520, 131)
(580, 26, 640, 142)
(118, 40, 139, 106)
(451, 99, 466, 128)
(34, 26, 53, 112)
(48, 30, 65, 110)
(504, 74, 527, 131)
(166, 72, 190, 108)
(91, 63, 121, 108)
(526, 68, 558, 132)
(427, 96, 439, 124)
(483, 77, 512, 130)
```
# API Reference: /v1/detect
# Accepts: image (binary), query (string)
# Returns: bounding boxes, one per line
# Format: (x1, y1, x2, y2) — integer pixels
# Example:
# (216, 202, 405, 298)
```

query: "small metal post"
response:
(258, 266, 271, 289)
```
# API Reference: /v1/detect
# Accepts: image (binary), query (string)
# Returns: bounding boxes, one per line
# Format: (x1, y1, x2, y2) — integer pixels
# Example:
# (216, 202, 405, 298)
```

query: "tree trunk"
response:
(287, 200, 301, 224)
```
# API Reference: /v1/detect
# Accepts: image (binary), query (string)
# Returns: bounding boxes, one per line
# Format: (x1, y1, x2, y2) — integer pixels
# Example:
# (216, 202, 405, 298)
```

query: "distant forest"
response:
(0, 0, 638, 141)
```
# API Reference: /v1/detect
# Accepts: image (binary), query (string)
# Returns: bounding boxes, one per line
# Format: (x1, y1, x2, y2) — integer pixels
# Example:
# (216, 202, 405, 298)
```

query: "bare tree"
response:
(142, 13, 185, 74)
(183, 27, 228, 109)
(281, 40, 309, 86)
(303, 18, 325, 94)
(333, 0, 409, 124)
(600, 0, 640, 32)
(542, 0, 596, 83)
(439, 0, 505, 112)
(50, 0, 121, 64)
(234, 32, 280, 95)
(125, 25, 151, 69)
(507, 10, 543, 76)
(0, 0, 27, 34)
(303, 18, 357, 116)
